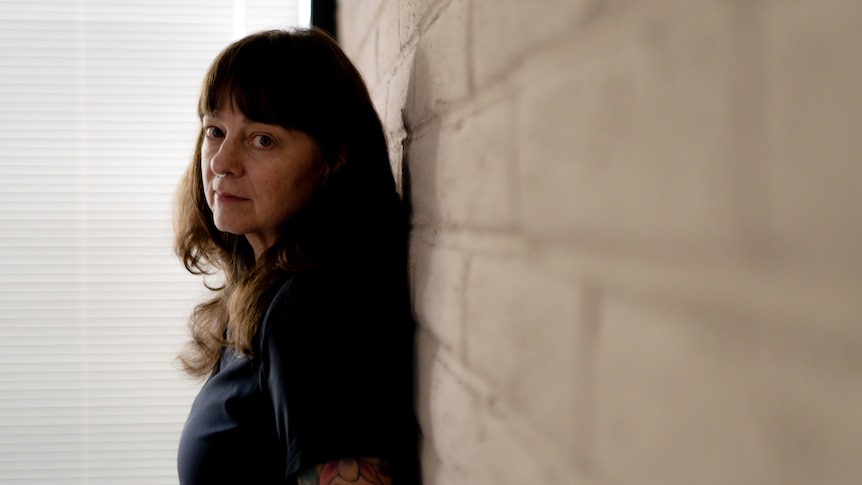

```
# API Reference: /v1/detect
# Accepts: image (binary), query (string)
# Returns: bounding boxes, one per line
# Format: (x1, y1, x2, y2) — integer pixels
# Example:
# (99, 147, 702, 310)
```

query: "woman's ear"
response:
(331, 147, 347, 173)
(322, 147, 347, 184)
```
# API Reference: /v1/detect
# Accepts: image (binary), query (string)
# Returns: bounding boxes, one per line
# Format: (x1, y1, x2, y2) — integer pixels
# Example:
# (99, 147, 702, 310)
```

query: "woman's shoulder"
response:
(257, 268, 353, 336)
(259, 265, 409, 337)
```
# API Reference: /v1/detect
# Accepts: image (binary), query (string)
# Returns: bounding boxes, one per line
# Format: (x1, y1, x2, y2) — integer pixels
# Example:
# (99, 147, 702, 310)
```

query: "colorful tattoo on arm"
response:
(296, 457, 392, 485)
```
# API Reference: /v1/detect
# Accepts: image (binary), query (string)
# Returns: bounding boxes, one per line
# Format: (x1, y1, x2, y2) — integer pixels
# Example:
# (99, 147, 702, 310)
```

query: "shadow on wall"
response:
(397, 36, 516, 485)
(400, 46, 444, 229)
(398, 43, 446, 485)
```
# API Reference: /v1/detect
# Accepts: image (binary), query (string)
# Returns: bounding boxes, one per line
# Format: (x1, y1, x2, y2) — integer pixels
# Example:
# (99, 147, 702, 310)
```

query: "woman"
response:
(174, 28, 418, 485)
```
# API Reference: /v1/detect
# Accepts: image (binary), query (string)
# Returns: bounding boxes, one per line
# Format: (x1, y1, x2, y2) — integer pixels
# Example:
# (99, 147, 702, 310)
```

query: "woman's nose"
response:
(209, 137, 242, 178)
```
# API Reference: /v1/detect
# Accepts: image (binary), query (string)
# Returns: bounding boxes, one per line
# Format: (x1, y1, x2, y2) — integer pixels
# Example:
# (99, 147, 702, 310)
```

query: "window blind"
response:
(0, 1, 306, 483)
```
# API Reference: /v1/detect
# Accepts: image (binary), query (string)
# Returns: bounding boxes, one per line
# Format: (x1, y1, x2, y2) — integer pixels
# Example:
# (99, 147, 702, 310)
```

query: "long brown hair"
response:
(174, 28, 405, 378)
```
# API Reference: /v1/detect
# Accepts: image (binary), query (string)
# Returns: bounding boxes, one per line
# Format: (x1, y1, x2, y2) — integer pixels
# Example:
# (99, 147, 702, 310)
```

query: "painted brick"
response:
(335, 2, 360, 54)
(337, 0, 384, 56)
(471, 0, 596, 86)
(407, 101, 516, 229)
(417, 333, 565, 485)
(410, 235, 467, 355)
(350, 28, 379, 91)
(376, 0, 401, 77)
(415, 335, 442, 485)
(518, 7, 742, 257)
(387, 133, 405, 193)
(479, 396, 582, 485)
(763, 0, 862, 273)
(341, 3, 862, 485)
(369, 81, 388, 127)
(404, 123, 443, 227)
(465, 255, 582, 456)
(409, 0, 469, 123)
(415, 332, 486, 482)
(422, 458, 466, 485)
(595, 295, 862, 484)
(414, 227, 529, 259)
(418, 438, 444, 485)
(399, 0, 440, 46)
(385, 47, 416, 134)
(596, 297, 769, 485)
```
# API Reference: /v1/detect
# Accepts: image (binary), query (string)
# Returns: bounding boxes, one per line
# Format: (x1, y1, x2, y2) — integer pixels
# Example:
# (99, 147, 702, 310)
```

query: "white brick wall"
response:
(338, 0, 862, 483)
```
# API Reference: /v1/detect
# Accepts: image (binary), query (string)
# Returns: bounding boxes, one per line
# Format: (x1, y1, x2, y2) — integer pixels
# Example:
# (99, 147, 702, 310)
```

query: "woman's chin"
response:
(214, 222, 245, 236)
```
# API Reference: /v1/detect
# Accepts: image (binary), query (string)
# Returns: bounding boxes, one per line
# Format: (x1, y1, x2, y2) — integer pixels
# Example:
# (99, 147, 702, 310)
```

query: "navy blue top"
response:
(177, 269, 418, 484)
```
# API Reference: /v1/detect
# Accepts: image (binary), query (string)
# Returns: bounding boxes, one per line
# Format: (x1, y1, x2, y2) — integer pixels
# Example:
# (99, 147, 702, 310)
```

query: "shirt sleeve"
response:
(256, 270, 416, 482)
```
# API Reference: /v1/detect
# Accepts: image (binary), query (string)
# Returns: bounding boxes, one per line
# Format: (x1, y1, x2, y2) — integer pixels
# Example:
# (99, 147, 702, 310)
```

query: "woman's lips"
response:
(215, 191, 247, 203)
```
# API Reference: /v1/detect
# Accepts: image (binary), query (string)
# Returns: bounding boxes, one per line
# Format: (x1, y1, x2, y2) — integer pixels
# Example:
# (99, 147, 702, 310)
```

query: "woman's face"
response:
(200, 103, 327, 259)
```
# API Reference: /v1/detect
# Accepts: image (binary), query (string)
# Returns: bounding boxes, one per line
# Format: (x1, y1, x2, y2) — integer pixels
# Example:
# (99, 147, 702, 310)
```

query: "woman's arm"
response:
(296, 457, 393, 485)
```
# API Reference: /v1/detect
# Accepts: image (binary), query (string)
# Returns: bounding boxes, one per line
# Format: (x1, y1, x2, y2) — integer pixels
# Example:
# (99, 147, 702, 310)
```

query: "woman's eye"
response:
(252, 135, 274, 148)
(204, 126, 224, 138)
